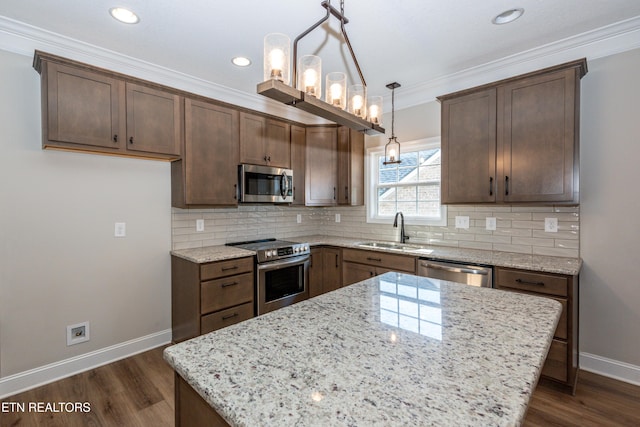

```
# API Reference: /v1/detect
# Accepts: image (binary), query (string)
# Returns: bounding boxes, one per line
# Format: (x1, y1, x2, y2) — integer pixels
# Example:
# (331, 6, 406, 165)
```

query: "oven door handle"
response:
(257, 254, 309, 271)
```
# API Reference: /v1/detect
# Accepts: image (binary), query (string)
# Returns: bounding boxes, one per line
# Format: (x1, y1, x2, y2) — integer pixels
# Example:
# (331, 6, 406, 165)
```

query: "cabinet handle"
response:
(333, 187, 336, 200)
(222, 313, 239, 321)
(515, 278, 545, 286)
(221, 281, 239, 288)
(129, 137, 134, 144)
(310, 254, 313, 268)
(366, 257, 382, 262)
(268, 156, 271, 162)
(370, 270, 375, 277)
(221, 266, 238, 272)
(293, 186, 296, 201)
(233, 184, 237, 200)
(489, 176, 493, 196)
(505, 176, 509, 196)
(345, 186, 348, 200)
(335, 254, 339, 268)
(113, 134, 118, 142)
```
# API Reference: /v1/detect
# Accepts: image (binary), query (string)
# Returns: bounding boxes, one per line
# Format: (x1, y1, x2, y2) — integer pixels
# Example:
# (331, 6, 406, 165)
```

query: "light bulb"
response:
(369, 105, 380, 123)
(330, 83, 343, 106)
(303, 69, 318, 96)
(269, 48, 285, 80)
(389, 149, 396, 162)
(352, 94, 364, 117)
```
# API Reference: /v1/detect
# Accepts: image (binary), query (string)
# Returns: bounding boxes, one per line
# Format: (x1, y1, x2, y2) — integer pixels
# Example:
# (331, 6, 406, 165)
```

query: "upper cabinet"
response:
(34, 52, 182, 160)
(438, 59, 587, 204)
(172, 98, 240, 207)
(337, 126, 365, 206)
(239, 112, 290, 168)
(305, 126, 338, 206)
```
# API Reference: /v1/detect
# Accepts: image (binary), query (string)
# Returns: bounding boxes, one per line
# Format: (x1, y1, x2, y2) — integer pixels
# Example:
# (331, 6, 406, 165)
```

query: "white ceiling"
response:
(1, 0, 640, 120)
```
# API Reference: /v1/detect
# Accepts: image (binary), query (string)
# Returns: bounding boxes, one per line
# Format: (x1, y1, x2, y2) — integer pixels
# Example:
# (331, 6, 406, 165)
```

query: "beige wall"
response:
(0, 50, 172, 377)
(580, 47, 640, 367)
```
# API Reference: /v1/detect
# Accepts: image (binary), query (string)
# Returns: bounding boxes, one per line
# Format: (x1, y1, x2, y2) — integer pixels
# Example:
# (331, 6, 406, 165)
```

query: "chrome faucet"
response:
(393, 211, 408, 243)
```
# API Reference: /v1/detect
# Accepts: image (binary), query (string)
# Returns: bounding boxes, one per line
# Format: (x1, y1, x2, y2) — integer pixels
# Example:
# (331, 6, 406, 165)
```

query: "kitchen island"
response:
(164, 272, 561, 426)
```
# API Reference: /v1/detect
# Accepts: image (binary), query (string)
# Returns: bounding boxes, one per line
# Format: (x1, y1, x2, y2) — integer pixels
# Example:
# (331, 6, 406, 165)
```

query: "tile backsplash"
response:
(172, 204, 579, 258)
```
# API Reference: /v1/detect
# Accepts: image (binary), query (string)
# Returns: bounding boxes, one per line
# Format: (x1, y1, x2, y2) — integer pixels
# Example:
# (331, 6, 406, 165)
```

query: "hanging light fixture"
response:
(257, 0, 385, 135)
(383, 82, 401, 165)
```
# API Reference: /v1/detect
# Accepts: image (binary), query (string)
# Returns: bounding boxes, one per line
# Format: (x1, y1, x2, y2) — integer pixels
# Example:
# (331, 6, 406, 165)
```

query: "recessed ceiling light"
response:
(232, 56, 252, 67)
(109, 7, 140, 24)
(492, 8, 524, 25)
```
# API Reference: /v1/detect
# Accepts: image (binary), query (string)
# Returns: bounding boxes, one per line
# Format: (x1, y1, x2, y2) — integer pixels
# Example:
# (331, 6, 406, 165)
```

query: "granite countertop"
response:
(164, 272, 562, 426)
(170, 235, 581, 276)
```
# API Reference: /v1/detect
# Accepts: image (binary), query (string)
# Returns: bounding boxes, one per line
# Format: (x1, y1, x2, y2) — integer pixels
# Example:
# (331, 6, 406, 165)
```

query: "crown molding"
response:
(2, 14, 639, 117)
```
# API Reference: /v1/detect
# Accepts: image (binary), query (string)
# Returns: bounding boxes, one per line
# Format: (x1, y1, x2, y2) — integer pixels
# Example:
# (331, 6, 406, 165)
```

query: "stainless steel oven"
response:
(227, 239, 310, 315)
(238, 164, 293, 203)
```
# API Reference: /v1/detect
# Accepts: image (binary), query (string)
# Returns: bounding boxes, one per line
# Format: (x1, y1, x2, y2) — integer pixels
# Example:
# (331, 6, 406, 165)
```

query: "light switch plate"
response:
(455, 216, 469, 229)
(335, 213, 341, 223)
(486, 217, 497, 231)
(114, 222, 126, 237)
(296, 214, 302, 224)
(544, 217, 558, 233)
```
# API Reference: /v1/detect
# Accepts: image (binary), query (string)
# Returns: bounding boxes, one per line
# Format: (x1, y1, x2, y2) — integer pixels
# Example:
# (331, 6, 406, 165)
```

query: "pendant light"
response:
(383, 82, 401, 165)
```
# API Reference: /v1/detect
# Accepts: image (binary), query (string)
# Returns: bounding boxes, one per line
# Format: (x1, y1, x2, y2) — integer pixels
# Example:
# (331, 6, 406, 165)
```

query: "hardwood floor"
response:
(1, 346, 639, 426)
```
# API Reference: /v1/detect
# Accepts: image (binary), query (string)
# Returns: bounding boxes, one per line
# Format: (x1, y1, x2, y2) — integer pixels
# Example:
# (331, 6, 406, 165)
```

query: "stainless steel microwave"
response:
(238, 164, 293, 203)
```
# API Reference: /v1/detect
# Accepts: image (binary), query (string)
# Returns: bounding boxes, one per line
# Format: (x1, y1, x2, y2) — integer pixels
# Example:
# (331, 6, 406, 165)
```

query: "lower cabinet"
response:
(495, 267, 579, 393)
(171, 255, 254, 343)
(342, 248, 417, 286)
(308, 247, 342, 297)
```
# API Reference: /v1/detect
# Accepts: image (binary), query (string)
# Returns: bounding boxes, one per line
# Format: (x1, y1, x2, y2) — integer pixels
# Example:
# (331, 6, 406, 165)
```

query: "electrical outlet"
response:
(67, 321, 90, 346)
(114, 222, 126, 237)
(486, 217, 497, 231)
(196, 219, 205, 232)
(544, 217, 558, 233)
(296, 214, 302, 224)
(455, 216, 469, 229)
(335, 213, 341, 223)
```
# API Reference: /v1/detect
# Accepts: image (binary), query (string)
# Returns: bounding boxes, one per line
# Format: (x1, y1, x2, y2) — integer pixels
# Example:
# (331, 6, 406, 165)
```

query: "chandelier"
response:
(257, 0, 385, 134)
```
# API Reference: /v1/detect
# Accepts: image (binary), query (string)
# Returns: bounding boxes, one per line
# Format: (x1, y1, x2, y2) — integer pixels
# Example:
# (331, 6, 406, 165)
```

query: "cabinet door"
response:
(290, 125, 306, 206)
(45, 62, 125, 151)
(125, 82, 181, 156)
(308, 248, 324, 298)
(182, 98, 239, 205)
(239, 112, 267, 165)
(338, 127, 364, 206)
(497, 68, 578, 202)
(305, 127, 337, 206)
(265, 119, 291, 168)
(323, 248, 342, 292)
(440, 88, 496, 203)
(342, 261, 375, 287)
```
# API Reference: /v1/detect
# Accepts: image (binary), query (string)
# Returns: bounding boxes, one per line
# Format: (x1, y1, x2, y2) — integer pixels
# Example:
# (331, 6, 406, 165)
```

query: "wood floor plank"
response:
(2, 345, 639, 427)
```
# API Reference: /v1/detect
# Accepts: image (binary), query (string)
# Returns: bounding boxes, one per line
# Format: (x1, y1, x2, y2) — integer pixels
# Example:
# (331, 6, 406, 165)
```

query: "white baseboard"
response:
(0, 329, 172, 399)
(580, 352, 640, 386)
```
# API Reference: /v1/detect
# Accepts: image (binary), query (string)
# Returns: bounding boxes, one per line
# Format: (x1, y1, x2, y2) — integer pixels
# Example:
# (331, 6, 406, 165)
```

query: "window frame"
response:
(365, 136, 447, 226)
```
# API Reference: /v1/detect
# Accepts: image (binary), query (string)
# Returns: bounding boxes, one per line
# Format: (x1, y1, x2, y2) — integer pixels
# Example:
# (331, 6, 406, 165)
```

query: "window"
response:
(366, 137, 446, 225)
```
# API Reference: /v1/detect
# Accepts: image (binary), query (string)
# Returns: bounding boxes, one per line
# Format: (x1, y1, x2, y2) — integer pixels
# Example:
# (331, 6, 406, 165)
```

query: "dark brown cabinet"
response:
(495, 267, 579, 393)
(290, 125, 306, 206)
(342, 248, 417, 286)
(337, 126, 365, 206)
(305, 126, 338, 206)
(308, 247, 342, 297)
(438, 59, 586, 204)
(172, 98, 240, 207)
(34, 52, 182, 160)
(239, 112, 290, 168)
(171, 256, 254, 343)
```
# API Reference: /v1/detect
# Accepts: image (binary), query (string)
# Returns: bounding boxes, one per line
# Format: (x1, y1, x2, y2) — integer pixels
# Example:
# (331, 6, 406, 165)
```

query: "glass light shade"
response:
(325, 72, 347, 110)
(298, 55, 321, 97)
(384, 137, 401, 165)
(348, 84, 367, 118)
(263, 33, 290, 84)
(368, 96, 383, 125)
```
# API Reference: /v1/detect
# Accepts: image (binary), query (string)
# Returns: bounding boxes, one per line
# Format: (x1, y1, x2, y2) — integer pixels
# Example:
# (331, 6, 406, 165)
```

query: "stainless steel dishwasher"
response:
(417, 259, 493, 288)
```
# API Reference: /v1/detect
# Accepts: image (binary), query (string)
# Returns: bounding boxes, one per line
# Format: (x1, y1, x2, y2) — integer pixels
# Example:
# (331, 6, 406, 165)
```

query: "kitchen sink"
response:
(356, 241, 432, 254)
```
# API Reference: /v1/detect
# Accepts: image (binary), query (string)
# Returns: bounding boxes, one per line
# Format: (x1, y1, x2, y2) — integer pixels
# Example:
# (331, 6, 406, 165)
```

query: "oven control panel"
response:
(262, 243, 310, 261)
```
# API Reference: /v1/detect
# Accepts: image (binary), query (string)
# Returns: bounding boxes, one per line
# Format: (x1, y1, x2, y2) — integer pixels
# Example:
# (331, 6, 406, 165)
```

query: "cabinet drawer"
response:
(200, 302, 254, 334)
(201, 272, 254, 314)
(496, 267, 567, 297)
(342, 249, 416, 273)
(542, 339, 568, 382)
(200, 257, 253, 281)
